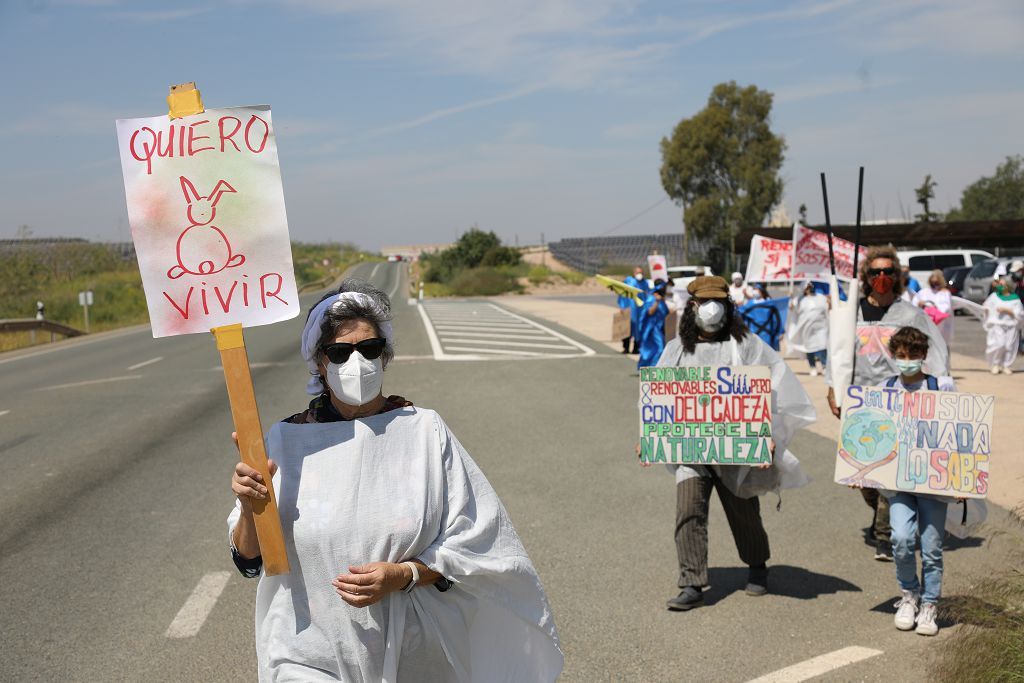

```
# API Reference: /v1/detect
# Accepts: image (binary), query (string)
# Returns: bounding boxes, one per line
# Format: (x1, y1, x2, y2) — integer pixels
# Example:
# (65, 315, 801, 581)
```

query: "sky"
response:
(1, 0, 1022, 251)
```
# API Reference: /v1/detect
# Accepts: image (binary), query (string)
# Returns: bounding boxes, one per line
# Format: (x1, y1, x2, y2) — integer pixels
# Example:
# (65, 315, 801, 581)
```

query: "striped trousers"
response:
(675, 472, 770, 588)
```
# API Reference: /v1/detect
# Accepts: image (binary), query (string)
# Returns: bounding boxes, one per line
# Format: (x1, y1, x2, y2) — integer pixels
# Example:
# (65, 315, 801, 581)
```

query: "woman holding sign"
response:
(228, 279, 562, 681)
(656, 276, 816, 611)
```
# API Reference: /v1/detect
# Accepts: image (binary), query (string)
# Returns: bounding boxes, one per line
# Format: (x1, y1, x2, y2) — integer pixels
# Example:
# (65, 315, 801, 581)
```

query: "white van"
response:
(665, 265, 715, 289)
(896, 249, 994, 284)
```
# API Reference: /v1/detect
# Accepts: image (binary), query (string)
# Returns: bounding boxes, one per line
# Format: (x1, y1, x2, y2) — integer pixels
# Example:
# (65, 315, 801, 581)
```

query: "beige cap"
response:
(687, 275, 730, 299)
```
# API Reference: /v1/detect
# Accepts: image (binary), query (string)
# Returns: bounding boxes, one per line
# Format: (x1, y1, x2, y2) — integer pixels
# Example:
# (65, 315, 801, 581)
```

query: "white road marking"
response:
(211, 361, 291, 370)
(444, 346, 546, 356)
(417, 303, 447, 360)
(432, 329, 554, 340)
(488, 303, 596, 356)
(419, 301, 597, 360)
(370, 263, 382, 279)
(165, 571, 232, 639)
(127, 356, 163, 371)
(745, 646, 884, 683)
(439, 337, 577, 350)
(432, 321, 535, 330)
(37, 375, 143, 391)
(0, 410, 10, 417)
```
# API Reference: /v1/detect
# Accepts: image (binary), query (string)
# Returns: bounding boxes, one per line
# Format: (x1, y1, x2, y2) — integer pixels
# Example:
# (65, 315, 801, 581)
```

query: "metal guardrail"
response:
(0, 318, 85, 341)
(297, 275, 337, 294)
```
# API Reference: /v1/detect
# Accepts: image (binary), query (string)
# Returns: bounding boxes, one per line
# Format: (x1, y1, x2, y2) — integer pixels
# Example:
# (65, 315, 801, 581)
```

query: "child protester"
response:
(882, 326, 957, 636)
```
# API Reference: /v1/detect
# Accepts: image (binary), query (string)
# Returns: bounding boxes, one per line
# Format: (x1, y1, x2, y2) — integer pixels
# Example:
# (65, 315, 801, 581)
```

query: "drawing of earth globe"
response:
(841, 408, 898, 463)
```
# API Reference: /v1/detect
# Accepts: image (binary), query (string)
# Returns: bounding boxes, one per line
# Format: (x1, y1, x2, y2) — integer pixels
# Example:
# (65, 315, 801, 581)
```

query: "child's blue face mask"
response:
(894, 359, 923, 376)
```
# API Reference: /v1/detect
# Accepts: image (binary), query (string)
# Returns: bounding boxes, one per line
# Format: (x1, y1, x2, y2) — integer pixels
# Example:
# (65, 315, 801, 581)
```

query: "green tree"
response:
(914, 174, 939, 222)
(423, 228, 520, 283)
(660, 81, 785, 271)
(946, 155, 1024, 221)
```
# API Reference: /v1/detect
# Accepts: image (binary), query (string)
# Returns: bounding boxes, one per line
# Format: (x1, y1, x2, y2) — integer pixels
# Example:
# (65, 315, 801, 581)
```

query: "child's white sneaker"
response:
(1003, 366, 1014, 375)
(990, 366, 1001, 375)
(894, 590, 919, 631)
(810, 368, 818, 377)
(916, 602, 939, 636)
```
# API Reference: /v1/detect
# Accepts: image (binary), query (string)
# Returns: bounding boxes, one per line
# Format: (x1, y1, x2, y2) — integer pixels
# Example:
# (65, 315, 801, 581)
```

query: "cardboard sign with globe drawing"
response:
(834, 385, 993, 499)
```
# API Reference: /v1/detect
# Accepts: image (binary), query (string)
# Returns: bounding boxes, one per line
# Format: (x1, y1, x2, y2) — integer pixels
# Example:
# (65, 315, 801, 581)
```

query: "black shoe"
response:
(666, 586, 703, 611)
(745, 564, 768, 596)
(874, 540, 894, 562)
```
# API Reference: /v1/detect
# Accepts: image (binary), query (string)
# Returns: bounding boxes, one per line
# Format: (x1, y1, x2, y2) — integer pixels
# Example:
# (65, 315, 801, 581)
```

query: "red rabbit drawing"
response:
(167, 176, 246, 279)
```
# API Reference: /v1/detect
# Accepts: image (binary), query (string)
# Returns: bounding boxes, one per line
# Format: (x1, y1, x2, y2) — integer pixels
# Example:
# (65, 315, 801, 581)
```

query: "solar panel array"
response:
(549, 233, 709, 273)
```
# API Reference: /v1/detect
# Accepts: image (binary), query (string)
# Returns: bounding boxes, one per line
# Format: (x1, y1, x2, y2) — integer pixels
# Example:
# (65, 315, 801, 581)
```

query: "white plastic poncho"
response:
(227, 408, 563, 682)
(825, 299, 950, 391)
(786, 292, 828, 354)
(655, 333, 817, 498)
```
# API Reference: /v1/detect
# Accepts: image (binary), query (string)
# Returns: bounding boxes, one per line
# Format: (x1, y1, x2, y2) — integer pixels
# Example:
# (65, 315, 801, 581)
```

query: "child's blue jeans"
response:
(806, 350, 827, 368)
(889, 492, 948, 603)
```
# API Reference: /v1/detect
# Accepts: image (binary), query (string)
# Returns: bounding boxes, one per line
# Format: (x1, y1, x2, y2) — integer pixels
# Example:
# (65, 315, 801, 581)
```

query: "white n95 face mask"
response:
(695, 300, 727, 332)
(324, 353, 384, 406)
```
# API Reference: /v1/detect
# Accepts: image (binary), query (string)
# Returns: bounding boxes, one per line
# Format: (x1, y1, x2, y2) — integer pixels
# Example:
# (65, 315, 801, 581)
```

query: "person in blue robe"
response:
(624, 266, 649, 355)
(638, 281, 669, 369)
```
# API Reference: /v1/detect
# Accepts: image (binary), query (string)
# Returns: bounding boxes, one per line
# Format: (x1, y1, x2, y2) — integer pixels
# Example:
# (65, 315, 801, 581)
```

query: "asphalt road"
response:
(1, 262, 1020, 682)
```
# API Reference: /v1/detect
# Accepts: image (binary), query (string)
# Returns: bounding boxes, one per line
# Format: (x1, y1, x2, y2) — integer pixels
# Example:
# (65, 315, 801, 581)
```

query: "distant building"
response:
(768, 205, 792, 228)
(380, 243, 452, 261)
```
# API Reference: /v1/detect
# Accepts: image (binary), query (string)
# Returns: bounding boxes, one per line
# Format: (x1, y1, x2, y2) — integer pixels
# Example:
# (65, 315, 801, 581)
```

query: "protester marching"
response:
(640, 275, 816, 610)
(627, 166, 1004, 661)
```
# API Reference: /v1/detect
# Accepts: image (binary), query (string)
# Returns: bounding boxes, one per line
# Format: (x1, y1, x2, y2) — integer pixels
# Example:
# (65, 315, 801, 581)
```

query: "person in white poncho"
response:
(786, 282, 829, 376)
(228, 279, 562, 682)
(654, 276, 816, 612)
(983, 274, 1024, 374)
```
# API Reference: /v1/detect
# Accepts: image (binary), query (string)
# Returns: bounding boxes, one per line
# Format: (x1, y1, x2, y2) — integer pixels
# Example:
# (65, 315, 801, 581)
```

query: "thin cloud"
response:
(109, 7, 211, 21)
(365, 85, 543, 137)
(774, 76, 906, 104)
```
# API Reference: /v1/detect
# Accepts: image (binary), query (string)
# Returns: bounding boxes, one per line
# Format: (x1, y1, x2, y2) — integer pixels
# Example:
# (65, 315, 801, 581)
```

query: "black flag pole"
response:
(853, 166, 864, 275)
(820, 172, 836, 276)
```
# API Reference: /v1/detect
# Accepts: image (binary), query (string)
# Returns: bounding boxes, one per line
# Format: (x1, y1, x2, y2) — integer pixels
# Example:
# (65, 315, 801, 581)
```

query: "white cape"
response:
(227, 408, 562, 682)
(786, 293, 828, 355)
(656, 334, 817, 497)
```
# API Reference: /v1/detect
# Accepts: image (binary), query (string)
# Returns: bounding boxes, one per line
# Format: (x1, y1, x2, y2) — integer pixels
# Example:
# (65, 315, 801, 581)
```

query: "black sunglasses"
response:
(867, 267, 897, 276)
(323, 338, 386, 364)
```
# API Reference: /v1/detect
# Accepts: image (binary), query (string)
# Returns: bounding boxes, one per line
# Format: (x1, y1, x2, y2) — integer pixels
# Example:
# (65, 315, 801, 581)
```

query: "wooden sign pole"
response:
(213, 323, 290, 575)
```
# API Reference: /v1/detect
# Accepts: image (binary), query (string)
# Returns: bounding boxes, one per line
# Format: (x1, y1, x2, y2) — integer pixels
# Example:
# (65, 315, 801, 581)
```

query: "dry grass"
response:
(932, 507, 1024, 682)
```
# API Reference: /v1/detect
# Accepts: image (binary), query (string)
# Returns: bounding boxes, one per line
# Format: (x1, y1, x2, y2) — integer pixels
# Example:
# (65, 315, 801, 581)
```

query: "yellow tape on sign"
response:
(167, 82, 204, 119)
(212, 323, 245, 350)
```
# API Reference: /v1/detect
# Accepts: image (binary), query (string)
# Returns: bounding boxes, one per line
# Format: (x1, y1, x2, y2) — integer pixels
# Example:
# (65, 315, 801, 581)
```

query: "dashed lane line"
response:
(0, 410, 10, 417)
(165, 571, 232, 639)
(37, 375, 143, 391)
(127, 356, 164, 370)
(745, 646, 884, 683)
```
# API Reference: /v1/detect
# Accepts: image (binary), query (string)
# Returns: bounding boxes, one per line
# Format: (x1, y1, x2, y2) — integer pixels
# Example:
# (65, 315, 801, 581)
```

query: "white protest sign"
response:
(793, 223, 867, 281)
(116, 106, 299, 337)
(648, 254, 668, 282)
(745, 234, 793, 282)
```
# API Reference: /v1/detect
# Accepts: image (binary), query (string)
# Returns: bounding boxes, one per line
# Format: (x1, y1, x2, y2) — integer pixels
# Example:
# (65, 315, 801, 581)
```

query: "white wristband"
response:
(401, 561, 419, 593)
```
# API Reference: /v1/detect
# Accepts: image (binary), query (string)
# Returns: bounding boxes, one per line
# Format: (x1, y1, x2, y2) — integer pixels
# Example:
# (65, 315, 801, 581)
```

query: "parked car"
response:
(665, 265, 715, 290)
(962, 256, 1024, 303)
(897, 249, 994, 285)
(943, 265, 972, 297)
